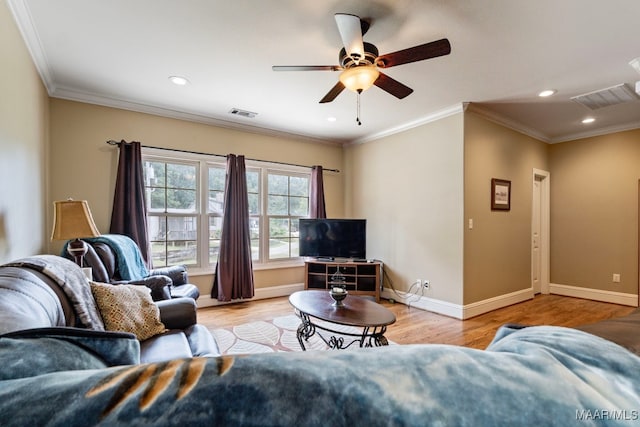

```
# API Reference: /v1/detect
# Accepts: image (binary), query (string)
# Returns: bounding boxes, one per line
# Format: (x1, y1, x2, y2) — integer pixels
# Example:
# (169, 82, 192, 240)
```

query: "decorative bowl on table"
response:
(329, 286, 348, 306)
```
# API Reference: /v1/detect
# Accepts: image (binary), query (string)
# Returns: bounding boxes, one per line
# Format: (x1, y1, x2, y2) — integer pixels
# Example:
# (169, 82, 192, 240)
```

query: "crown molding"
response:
(465, 103, 551, 143)
(549, 121, 640, 143)
(349, 103, 465, 146)
(7, 0, 56, 94)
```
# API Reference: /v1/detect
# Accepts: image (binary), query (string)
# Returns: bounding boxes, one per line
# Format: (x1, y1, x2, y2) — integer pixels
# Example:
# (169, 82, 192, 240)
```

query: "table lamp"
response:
(51, 199, 100, 266)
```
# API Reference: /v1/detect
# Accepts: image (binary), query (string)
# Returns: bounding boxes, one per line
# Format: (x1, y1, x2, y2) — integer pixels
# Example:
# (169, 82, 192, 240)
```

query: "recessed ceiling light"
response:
(168, 75, 189, 86)
(327, 117, 337, 122)
(582, 117, 596, 124)
(538, 89, 556, 97)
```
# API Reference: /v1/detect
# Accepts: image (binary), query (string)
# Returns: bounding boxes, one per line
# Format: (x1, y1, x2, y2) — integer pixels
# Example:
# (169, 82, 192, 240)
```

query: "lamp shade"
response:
(51, 199, 100, 241)
(339, 65, 380, 92)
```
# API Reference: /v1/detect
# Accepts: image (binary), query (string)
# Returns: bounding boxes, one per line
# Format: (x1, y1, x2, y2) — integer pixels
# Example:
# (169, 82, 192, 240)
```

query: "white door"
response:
(532, 179, 542, 294)
(532, 169, 550, 294)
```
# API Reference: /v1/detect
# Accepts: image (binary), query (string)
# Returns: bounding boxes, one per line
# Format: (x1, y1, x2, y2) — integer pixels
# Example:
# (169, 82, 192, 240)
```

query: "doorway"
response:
(532, 169, 550, 294)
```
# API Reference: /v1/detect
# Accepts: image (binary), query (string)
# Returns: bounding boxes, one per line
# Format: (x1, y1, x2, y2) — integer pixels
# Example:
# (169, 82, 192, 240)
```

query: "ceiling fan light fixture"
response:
(339, 66, 379, 92)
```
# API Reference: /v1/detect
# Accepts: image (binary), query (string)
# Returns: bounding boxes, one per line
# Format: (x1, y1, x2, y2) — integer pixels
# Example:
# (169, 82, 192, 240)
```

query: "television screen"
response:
(299, 219, 366, 259)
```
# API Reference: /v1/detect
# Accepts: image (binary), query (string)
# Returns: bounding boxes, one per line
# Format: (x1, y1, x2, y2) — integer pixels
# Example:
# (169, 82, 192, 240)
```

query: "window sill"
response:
(186, 259, 304, 277)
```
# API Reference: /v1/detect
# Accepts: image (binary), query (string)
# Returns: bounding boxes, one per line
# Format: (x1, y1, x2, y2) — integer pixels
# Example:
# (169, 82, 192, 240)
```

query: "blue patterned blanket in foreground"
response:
(1, 325, 640, 426)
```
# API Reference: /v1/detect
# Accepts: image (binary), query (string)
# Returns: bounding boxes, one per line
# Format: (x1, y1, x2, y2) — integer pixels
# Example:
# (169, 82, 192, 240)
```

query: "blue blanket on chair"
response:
(83, 234, 149, 280)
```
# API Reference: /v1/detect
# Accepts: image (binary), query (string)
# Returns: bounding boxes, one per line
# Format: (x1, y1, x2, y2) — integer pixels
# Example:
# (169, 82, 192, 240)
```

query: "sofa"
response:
(1, 255, 640, 425)
(0, 255, 219, 363)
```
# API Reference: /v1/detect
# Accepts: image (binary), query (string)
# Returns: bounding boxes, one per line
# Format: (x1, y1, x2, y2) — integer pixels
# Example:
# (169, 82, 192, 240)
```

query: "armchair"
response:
(67, 234, 200, 301)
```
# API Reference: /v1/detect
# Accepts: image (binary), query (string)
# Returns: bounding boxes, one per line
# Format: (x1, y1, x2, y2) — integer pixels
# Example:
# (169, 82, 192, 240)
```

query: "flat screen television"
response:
(298, 218, 366, 259)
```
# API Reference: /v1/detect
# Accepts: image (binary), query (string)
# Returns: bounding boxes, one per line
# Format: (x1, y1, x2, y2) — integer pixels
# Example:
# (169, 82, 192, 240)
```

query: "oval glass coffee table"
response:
(289, 290, 396, 350)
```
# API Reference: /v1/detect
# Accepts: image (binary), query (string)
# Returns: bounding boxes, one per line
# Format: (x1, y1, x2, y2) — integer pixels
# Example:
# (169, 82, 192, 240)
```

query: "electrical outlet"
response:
(423, 280, 430, 289)
(613, 273, 621, 283)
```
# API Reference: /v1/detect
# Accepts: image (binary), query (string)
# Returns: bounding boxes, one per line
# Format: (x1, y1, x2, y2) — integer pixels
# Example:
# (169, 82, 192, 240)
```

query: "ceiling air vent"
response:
(571, 83, 640, 110)
(229, 108, 258, 118)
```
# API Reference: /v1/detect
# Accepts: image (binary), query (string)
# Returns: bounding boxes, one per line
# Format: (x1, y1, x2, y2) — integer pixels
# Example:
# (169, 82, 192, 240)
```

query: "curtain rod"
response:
(106, 140, 340, 173)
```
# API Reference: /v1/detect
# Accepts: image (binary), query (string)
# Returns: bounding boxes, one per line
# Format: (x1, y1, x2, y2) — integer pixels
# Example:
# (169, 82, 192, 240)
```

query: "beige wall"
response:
(0, 2, 49, 263)
(48, 99, 345, 294)
(550, 129, 640, 296)
(463, 111, 549, 304)
(344, 113, 465, 305)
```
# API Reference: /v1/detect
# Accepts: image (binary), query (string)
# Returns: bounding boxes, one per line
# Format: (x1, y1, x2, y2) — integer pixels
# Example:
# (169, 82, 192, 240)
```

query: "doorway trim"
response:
(532, 169, 550, 294)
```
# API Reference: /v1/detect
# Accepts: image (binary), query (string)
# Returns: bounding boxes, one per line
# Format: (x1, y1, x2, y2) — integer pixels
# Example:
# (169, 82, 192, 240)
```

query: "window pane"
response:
(209, 190, 224, 214)
(248, 193, 259, 215)
(269, 218, 290, 259)
(251, 239, 260, 260)
(268, 174, 288, 195)
(151, 241, 167, 267)
(167, 189, 196, 212)
(269, 218, 289, 238)
(291, 218, 300, 257)
(209, 214, 221, 266)
(209, 240, 220, 264)
(268, 195, 288, 215)
(250, 217, 260, 260)
(145, 161, 166, 187)
(147, 188, 166, 212)
(208, 167, 225, 191)
(166, 241, 197, 265)
(167, 164, 196, 189)
(290, 196, 308, 216)
(246, 170, 259, 193)
(167, 216, 197, 240)
(290, 176, 309, 196)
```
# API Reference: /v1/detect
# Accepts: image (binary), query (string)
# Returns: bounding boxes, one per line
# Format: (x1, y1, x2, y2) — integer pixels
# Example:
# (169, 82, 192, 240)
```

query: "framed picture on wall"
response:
(491, 178, 511, 210)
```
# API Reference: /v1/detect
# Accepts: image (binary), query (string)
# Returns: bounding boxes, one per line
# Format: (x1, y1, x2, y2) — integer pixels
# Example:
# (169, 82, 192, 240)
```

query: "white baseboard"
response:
(462, 288, 534, 319)
(381, 289, 464, 319)
(550, 283, 638, 307)
(381, 288, 534, 320)
(196, 283, 305, 308)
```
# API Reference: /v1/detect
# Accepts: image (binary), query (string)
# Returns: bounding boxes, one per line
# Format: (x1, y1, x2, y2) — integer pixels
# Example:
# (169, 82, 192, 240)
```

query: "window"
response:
(145, 160, 199, 267)
(143, 150, 310, 268)
(267, 172, 309, 259)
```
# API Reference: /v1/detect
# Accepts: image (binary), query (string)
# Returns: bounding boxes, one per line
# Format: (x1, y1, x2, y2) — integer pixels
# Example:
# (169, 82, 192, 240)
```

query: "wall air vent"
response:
(229, 108, 258, 118)
(571, 83, 640, 110)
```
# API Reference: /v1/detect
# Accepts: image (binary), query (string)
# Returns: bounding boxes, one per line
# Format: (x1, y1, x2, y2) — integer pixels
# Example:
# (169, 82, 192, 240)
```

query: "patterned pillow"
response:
(90, 282, 166, 341)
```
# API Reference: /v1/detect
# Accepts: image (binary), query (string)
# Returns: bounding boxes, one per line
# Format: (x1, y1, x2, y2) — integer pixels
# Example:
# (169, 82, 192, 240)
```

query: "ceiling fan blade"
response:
(374, 72, 414, 99)
(319, 81, 345, 103)
(376, 38, 451, 68)
(335, 13, 365, 63)
(272, 65, 341, 71)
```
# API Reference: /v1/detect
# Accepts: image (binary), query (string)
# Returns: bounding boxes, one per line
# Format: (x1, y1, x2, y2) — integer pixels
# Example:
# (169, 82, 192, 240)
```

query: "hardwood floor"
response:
(197, 294, 635, 350)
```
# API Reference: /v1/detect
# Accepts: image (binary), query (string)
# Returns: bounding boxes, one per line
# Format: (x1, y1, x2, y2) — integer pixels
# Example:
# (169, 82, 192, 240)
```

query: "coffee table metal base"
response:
(296, 311, 390, 350)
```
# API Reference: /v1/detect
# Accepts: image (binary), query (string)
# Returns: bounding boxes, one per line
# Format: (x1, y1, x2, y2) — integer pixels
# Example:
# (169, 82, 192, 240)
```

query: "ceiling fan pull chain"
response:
(356, 90, 362, 126)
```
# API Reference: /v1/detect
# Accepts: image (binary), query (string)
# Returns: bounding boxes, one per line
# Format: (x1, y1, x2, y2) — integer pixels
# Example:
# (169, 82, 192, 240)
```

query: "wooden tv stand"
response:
(304, 259, 382, 302)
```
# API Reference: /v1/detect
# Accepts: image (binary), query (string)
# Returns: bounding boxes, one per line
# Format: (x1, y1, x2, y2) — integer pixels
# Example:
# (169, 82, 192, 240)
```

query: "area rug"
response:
(210, 314, 370, 354)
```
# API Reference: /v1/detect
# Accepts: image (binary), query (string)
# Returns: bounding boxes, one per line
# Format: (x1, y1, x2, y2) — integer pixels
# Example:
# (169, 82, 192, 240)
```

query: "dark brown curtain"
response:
(109, 140, 152, 268)
(309, 165, 327, 218)
(212, 154, 255, 301)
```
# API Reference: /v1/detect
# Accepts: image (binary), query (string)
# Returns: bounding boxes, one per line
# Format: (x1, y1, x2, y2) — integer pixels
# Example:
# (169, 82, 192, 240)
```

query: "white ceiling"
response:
(9, 0, 640, 144)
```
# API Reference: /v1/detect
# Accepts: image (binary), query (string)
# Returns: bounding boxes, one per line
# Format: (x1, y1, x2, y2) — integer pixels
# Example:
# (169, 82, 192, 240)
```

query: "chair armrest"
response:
(156, 297, 197, 330)
(149, 265, 188, 286)
(128, 276, 172, 301)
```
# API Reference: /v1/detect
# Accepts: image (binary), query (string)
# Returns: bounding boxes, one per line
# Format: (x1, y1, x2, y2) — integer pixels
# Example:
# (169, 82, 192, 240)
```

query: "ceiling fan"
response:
(273, 13, 451, 116)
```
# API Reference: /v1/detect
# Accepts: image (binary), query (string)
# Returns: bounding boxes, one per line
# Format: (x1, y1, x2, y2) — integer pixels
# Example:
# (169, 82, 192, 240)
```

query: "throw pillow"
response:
(90, 282, 166, 341)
